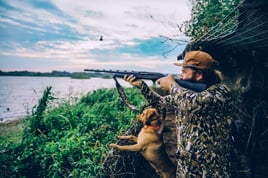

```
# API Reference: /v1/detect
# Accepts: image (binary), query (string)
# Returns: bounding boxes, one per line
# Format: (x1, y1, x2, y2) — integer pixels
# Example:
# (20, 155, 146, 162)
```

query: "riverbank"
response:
(0, 117, 24, 144)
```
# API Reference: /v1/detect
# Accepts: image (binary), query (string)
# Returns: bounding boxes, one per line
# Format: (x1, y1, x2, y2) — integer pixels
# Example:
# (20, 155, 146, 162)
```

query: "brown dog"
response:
(109, 108, 176, 178)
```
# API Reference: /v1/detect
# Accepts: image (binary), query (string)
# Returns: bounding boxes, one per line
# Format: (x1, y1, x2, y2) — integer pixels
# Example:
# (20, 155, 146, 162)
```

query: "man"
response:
(124, 51, 234, 177)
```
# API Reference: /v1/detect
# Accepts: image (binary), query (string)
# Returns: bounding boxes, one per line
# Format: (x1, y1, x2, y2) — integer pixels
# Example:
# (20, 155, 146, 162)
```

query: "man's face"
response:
(179, 67, 201, 82)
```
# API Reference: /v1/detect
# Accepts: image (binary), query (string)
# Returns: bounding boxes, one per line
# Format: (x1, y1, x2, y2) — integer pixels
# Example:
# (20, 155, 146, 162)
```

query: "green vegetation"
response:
(0, 120, 24, 144)
(181, 0, 240, 40)
(0, 86, 146, 178)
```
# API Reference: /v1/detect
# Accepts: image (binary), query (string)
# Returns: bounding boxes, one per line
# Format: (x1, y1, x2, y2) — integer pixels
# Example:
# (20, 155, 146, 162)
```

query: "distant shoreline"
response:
(0, 116, 24, 125)
(0, 70, 92, 79)
(0, 70, 111, 79)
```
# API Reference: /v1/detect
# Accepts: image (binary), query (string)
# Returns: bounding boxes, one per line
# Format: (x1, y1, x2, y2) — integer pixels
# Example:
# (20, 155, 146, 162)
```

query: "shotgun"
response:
(84, 69, 206, 92)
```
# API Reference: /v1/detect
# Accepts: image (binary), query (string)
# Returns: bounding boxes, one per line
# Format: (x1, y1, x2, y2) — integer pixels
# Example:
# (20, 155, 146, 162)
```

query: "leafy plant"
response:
(0, 86, 146, 178)
(181, 0, 240, 40)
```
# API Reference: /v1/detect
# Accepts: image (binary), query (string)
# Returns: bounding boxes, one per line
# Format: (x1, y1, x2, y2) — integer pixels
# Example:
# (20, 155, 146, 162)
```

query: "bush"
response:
(0, 86, 146, 178)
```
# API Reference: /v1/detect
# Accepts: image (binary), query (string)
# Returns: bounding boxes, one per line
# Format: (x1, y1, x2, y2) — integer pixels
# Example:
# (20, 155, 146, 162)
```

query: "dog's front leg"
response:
(117, 135, 137, 142)
(109, 143, 143, 152)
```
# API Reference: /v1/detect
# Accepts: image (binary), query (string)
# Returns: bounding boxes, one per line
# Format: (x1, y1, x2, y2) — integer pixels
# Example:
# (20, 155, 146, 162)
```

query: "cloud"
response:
(0, 0, 190, 73)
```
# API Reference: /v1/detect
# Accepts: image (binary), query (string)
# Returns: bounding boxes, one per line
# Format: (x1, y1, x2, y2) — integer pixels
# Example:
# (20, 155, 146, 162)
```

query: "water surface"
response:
(0, 76, 131, 122)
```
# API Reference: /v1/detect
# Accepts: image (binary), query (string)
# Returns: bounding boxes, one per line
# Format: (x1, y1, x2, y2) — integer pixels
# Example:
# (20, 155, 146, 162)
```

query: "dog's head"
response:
(137, 108, 161, 126)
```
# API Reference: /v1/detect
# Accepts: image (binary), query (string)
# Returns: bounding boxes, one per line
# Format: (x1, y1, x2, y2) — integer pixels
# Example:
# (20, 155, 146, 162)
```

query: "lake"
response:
(0, 76, 133, 122)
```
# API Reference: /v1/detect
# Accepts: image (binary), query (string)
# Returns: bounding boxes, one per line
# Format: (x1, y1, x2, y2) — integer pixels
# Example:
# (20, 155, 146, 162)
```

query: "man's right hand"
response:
(123, 75, 142, 87)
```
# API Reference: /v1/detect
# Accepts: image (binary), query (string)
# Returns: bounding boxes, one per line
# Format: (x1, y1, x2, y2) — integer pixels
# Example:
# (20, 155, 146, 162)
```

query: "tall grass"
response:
(0, 86, 146, 178)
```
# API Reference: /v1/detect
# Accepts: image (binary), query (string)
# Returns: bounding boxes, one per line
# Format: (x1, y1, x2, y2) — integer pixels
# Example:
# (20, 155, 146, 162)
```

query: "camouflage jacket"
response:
(137, 81, 234, 178)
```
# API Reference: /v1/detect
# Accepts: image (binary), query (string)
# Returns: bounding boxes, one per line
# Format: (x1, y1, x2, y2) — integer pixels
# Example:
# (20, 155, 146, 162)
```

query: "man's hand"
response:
(156, 74, 176, 91)
(123, 75, 142, 87)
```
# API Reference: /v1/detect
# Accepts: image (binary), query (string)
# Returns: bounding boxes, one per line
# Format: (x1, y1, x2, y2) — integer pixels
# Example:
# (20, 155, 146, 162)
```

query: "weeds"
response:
(0, 86, 146, 178)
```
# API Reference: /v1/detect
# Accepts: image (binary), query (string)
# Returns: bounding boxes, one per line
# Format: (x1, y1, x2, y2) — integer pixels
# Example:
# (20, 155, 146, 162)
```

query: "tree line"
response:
(0, 70, 112, 79)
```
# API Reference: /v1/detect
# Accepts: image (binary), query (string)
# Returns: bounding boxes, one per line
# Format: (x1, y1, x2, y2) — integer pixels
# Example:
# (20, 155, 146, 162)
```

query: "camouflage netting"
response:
(102, 0, 268, 177)
(184, 0, 268, 177)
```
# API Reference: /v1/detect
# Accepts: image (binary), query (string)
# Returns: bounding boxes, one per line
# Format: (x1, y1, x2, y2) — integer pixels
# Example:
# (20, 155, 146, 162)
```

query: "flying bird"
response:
(99, 35, 103, 41)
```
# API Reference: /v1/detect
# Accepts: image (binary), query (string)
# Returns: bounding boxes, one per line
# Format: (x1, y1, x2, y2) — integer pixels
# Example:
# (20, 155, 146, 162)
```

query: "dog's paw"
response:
(109, 143, 118, 149)
(117, 135, 124, 139)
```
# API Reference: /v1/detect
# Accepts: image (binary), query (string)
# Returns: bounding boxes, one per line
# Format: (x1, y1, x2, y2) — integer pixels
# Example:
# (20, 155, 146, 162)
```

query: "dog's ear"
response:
(153, 109, 160, 118)
(148, 110, 159, 120)
(143, 110, 155, 125)
(144, 109, 152, 118)
(148, 109, 159, 118)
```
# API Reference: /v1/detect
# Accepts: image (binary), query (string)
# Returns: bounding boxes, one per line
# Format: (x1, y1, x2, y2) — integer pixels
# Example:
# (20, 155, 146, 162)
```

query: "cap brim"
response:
(173, 62, 201, 69)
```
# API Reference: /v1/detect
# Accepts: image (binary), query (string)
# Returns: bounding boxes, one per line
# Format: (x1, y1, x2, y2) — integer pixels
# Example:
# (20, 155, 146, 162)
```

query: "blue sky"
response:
(0, 0, 191, 73)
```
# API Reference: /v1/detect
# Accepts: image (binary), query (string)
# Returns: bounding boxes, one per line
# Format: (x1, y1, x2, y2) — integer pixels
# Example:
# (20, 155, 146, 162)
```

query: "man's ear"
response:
(195, 72, 203, 81)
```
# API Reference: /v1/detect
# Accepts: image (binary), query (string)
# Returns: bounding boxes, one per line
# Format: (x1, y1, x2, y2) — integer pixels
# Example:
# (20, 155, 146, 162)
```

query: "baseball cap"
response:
(174, 51, 216, 70)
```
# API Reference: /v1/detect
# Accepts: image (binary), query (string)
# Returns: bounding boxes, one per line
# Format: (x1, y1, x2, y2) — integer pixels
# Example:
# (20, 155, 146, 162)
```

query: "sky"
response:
(0, 0, 191, 74)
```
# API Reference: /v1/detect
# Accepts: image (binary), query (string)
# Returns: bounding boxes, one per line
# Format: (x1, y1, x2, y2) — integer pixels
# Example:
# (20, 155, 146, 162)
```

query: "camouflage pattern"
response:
(138, 81, 234, 178)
